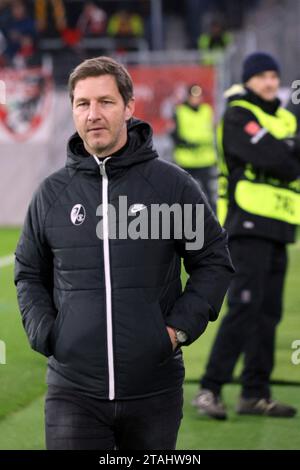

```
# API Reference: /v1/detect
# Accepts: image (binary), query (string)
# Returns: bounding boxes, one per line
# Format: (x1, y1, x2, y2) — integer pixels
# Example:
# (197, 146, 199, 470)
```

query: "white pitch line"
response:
(0, 254, 15, 268)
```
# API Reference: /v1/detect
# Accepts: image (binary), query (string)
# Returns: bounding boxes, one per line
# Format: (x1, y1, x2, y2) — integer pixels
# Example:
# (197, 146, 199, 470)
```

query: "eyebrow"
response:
(74, 95, 116, 103)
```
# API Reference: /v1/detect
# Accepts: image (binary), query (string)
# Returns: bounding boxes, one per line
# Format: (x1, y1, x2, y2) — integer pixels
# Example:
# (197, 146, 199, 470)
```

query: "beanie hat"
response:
(242, 52, 280, 83)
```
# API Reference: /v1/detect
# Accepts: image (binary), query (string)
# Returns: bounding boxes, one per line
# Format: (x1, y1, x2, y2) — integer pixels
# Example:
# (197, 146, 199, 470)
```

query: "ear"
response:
(125, 98, 135, 121)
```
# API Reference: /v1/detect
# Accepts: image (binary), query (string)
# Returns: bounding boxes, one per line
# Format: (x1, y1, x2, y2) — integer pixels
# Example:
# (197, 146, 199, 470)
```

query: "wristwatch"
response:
(174, 329, 188, 344)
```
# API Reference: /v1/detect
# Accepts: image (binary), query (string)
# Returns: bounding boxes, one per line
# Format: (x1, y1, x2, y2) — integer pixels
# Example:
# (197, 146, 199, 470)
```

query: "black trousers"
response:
(45, 385, 183, 450)
(201, 237, 287, 399)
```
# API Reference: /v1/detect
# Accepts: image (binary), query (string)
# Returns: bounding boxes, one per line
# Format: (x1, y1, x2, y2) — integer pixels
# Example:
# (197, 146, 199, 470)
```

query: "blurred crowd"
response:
(0, 0, 262, 71)
(181, 0, 260, 49)
(0, 0, 148, 68)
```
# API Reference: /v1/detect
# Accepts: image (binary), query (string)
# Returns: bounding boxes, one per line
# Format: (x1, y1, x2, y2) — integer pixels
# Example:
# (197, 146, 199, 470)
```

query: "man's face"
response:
(188, 94, 202, 107)
(72, 74, 135, 156)
(187, 85, 203, 107)
(246, 71, 280, 101)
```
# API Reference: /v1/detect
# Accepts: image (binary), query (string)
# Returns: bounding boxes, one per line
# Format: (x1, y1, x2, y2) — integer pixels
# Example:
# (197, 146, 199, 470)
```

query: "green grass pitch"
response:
(0, 227, 299, 449)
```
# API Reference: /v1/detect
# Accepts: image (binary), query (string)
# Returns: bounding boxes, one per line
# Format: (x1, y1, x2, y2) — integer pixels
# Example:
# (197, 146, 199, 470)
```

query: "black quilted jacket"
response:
(14, 118, 234, 400)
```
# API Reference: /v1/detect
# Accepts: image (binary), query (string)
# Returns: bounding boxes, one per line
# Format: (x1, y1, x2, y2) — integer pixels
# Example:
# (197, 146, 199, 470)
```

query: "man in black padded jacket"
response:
(14, 56, 234, 449)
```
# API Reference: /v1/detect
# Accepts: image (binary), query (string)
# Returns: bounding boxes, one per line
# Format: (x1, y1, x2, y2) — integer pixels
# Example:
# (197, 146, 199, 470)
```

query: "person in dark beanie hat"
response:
(242, 51, 280, 83)
(192, 51, 300, 420)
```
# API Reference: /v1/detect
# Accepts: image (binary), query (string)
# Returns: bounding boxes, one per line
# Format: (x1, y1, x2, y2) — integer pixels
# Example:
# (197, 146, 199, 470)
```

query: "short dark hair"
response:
(68, 56, 134, 105)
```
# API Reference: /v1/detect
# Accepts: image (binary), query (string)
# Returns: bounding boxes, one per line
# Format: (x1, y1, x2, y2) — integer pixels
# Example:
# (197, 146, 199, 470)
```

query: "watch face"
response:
(176, 329, 188, 343)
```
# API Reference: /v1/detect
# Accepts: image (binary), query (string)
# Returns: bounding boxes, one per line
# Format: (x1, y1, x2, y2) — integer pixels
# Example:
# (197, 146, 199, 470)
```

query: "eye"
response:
(77, 102, 88, 107)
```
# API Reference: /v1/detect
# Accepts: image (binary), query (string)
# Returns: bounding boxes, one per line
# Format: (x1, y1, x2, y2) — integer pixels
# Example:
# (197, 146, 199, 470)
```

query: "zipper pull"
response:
(93, 155, 110, 176)
(99, 161, 105, 176)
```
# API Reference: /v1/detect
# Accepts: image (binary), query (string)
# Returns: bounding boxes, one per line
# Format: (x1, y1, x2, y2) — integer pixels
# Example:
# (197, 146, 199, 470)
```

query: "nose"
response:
(87, 101, 102, 122)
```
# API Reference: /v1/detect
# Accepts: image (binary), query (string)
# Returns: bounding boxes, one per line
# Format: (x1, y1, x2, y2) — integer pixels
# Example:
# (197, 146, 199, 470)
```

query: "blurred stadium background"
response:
(0, 0, 299, 449)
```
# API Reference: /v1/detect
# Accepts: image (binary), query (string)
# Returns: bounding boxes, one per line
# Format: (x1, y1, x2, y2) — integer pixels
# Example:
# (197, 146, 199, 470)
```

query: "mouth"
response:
(87, 127, 107, 133)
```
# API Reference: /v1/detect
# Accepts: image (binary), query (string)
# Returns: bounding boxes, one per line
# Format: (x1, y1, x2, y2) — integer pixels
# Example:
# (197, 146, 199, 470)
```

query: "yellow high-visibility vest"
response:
(198, 32, 232, 66)
(174, 103, 216, 169)
(217, 99, 300, 225)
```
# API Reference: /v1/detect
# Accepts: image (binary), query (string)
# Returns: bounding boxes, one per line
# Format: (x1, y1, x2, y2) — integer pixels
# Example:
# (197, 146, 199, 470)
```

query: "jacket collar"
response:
(66, 118, 158, 177)
(228, 86, 281, 115)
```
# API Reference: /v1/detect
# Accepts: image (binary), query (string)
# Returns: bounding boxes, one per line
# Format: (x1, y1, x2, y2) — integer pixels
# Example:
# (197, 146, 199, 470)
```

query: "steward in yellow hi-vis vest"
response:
(197, 19, 232, 66)
(193, 52, 300, 419)
(217, 87, 300, 234)
(172, 84, 217, 212)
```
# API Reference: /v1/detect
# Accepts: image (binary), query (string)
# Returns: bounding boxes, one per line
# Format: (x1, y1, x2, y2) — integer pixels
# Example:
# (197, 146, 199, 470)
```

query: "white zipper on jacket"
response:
(94, 155, 115, 400)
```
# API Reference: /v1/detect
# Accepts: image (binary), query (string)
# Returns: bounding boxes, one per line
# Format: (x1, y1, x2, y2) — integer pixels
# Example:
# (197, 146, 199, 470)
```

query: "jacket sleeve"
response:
(14, 185, 57, 357)
(166, 175, 235, 345)
(223, 107, 300, 181)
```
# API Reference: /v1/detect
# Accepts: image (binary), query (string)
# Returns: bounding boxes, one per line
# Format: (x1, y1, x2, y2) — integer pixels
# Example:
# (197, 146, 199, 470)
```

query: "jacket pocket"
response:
(152, 301, 174, 364)
(50, 305, 68, 356)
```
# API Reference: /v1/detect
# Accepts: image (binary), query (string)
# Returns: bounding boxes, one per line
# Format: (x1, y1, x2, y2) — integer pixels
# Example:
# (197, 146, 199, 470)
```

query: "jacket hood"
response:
(66, 118, 158, 175)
